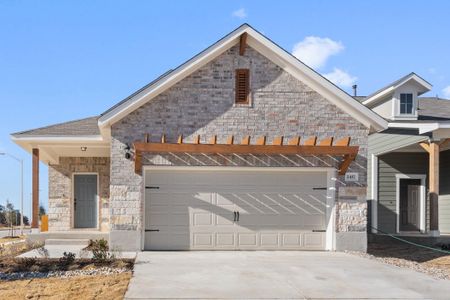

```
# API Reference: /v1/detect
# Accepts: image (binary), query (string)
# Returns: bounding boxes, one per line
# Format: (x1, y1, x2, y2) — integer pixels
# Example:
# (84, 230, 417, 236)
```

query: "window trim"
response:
(399, 93, 414, 115)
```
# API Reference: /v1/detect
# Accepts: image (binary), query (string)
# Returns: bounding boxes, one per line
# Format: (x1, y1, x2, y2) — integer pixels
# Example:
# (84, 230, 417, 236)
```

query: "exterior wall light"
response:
(81, 147, 87, 151)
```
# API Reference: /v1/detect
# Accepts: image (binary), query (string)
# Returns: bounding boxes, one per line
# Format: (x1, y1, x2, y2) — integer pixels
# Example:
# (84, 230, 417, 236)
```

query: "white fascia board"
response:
(362, 87, 395, 106)
(98, 25, 387, 132)
(11, 135, 105, 143)
(387, 122, 450, 134)
(363, 74, 432, 106)
(98, 27, 246, 128)
(245, 31, 387, 131)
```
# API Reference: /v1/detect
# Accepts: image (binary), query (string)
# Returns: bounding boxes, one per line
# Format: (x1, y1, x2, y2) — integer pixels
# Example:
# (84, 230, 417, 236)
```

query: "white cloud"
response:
(323, 68, 357, 88)
(232, 8, 247, 19)
(292, 36, 344, 69)
(443, 86, 450, 98)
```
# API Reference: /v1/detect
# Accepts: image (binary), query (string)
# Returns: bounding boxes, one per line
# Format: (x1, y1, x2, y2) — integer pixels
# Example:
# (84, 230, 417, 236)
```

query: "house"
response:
(11, 24, 389, 252)
(361, 73, 450, 236)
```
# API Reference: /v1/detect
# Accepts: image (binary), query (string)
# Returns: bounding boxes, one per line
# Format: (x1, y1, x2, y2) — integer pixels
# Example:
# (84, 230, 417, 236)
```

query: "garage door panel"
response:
(144, 169, 329, 250)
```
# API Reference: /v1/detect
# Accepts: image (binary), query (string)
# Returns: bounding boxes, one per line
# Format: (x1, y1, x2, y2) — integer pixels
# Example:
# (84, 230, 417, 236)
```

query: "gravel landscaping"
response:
(348, 236, 450, 280)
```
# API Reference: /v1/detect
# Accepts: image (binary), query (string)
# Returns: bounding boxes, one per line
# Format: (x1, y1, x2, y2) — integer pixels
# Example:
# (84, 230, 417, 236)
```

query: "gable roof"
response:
(362, 72, 432, 106)
(98, 24, 387, 132)
(11, 116, 101, 137)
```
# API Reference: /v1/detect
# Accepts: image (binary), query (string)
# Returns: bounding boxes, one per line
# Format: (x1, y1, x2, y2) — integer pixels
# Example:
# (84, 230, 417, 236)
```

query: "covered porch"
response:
(369, 127, 450, 236)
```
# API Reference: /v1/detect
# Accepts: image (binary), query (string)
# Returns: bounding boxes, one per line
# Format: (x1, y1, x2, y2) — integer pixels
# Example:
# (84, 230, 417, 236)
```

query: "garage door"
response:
(144, 169, 329, 250)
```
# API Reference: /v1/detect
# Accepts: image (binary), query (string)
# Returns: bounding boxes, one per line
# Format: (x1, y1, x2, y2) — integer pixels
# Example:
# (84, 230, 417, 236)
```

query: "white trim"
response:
(371, 155, 378, 233)
(388, 122, 450, 134)
(363, 73, 432, 106)
(11, 135, 105, 142)
(72, 173, 100, 230)
(395, 174, 426, 233)
(98, 25, 387, 132)
(141, 166, 336, 251)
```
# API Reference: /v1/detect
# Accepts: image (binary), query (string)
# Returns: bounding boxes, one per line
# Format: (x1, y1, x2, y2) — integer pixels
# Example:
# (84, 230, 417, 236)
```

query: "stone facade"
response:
(109, 44, 369, 251)
(48, 157, 110, 231)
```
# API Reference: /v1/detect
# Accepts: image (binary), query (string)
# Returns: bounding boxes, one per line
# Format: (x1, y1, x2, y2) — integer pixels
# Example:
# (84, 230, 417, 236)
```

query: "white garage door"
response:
(144, 169, 330, 250)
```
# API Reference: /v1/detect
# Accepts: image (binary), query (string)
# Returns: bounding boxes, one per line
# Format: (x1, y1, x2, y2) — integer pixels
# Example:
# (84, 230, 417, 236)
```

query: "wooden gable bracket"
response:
(239, 33, 247, 56)
(133, 135, 358, 175)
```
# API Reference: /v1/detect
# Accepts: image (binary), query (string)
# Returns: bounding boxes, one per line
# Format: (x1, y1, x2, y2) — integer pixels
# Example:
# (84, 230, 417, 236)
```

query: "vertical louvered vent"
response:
(235, 69, 250, 104)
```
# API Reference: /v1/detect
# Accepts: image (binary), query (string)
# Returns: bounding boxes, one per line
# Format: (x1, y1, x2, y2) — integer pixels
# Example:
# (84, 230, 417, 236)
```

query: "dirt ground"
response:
(0, 236, 25, 244)
(0, 272, 132, 300)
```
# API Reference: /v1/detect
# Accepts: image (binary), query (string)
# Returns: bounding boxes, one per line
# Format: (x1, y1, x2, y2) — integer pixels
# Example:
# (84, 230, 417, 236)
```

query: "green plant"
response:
(89, 238, 114, 262)
(59, 251, 76, 266)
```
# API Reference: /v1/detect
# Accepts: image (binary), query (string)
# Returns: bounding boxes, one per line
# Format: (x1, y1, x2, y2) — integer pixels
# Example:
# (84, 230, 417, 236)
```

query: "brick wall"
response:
(48, 157, 110, 231)
(110, 44, 369, 250)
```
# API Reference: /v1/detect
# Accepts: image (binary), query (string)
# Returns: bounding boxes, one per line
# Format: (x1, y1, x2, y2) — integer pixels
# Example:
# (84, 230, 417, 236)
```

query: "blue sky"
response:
(1, 0, 450, 217)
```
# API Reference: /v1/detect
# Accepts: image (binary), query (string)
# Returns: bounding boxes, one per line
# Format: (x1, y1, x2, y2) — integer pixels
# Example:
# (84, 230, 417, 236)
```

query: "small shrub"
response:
(59, 252, 76, 266)
(89, 238, 114, 263)
(15, 257, 37, 270)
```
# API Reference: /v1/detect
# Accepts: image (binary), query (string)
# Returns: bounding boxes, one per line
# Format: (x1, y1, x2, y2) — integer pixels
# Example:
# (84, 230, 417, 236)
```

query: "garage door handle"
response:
(145, 229, 160, 232)
(237, 211, 240, 222)
(313, 187, 327, 190)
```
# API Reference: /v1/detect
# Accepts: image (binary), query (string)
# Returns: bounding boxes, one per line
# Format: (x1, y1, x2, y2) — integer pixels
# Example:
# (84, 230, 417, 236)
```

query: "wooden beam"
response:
(335, 137, 351, 146)
(227, 135, 234, 145)
(239, 33, 247, 56)
(318, 137, 333, 146)
(177, 135, 183, 144)
(32, 148, 39, 229)
(288, 136, 300, 146)
(338, 154, 356, 175)
(134, 142, 359, 156)
(209, 135, 217, 145)
(241, 136, 250, 145)
(256, 136, 266, 145)
(439, 138, 450, 148)
(419, 142, 430, 153)
(272, 136, 284, 145)
(135, 149, 142, 174)
(429, 142, 440, 232)
(304, 136, 317, 146)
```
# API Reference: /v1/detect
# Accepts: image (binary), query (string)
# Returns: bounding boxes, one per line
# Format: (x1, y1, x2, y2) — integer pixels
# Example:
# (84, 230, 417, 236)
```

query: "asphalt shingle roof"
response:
(417, 97, 450, 121)
(12, 116, 100, 137)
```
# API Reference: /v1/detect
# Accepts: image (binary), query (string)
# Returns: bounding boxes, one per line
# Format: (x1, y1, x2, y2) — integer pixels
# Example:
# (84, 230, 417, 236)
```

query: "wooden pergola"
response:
(133, 135, 359, 175)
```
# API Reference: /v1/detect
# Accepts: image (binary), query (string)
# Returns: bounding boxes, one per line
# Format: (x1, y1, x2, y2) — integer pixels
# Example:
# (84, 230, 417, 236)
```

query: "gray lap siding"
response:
(377, 152, 429, 233)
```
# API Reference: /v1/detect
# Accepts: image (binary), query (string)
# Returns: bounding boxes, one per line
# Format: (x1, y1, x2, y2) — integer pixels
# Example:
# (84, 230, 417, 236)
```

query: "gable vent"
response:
(235, 69, 250, 104)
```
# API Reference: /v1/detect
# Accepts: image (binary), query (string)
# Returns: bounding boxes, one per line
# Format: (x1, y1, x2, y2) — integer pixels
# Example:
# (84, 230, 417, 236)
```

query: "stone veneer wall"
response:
(110, 44, 369, 251)
(48, 157, 110, 231)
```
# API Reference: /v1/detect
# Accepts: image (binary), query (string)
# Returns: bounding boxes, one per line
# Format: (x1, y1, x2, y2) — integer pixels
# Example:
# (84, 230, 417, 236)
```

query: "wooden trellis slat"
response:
(133, 134, 358, 175)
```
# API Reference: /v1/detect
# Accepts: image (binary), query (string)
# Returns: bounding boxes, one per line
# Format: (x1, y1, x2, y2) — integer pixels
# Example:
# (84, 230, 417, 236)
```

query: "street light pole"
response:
(0, 152, 24, 235)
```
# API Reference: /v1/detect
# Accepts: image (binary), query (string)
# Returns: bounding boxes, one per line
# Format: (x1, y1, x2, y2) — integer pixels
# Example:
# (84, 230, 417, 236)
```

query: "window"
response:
(400, 93, 413, 114)
(235, 69, 250, 104)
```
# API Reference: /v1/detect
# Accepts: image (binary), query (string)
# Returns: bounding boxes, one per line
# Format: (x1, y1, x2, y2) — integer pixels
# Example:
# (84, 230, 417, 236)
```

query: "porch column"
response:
(429, 142, 439, 235)
(32, 148, 39, 229)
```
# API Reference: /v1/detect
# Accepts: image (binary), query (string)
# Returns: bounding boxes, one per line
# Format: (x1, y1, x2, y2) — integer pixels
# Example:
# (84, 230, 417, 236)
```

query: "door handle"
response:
(233, 211, 237, 222)
(74, 198, 77, 210)
(237, 211, 240, 222)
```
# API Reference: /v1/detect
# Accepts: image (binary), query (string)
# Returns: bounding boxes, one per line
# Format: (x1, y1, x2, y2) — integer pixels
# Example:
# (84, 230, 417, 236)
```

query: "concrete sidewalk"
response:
(126, 251, 450, 299)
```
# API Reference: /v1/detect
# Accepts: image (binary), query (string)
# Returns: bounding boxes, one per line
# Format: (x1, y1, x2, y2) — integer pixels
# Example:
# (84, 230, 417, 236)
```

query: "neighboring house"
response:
(360, 73, 450, 236)
(11, 24, 389, 252)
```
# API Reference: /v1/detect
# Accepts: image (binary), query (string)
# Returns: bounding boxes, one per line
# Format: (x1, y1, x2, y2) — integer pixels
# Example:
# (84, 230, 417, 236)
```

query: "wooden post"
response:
(429, 142, 440, 234)
(32, 148, 39, 229)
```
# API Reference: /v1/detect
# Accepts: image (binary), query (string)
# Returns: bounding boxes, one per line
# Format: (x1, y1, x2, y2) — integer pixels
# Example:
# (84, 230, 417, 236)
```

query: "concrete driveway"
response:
(125, 251, 450, 299)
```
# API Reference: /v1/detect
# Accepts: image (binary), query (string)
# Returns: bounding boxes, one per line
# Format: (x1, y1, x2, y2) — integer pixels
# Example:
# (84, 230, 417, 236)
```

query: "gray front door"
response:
(74, 174, 97, 228)
(399, 179, 421, 231)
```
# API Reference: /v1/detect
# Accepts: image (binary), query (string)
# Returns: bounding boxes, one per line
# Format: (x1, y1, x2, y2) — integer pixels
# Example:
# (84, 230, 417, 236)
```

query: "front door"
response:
(74, 174, 98, 228)
(399, 179, 421, 231)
